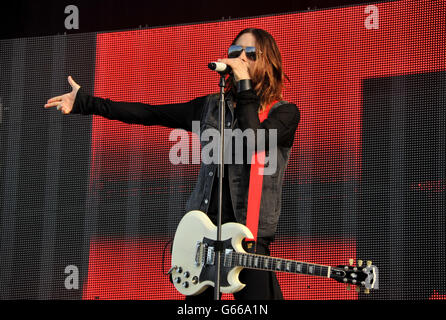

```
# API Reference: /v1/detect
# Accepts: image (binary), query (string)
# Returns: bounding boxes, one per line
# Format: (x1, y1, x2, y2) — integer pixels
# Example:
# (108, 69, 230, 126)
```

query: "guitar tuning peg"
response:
(357, 260, 363, 267)
(349, 258, 354, 266)
(366, 260, 372, 267)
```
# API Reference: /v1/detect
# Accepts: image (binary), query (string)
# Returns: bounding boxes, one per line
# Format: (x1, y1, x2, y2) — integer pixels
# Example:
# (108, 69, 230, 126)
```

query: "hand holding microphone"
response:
(208, 58, 251, 82)
(208, 62, 232, 74)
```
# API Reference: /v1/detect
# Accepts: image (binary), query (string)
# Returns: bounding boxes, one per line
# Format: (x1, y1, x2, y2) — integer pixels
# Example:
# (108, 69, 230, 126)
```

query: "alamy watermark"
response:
(364, 5, 379, 30)
(64, 5, 79, 30)
(64, 265, 79, 290)
(169, 121, 278, 176)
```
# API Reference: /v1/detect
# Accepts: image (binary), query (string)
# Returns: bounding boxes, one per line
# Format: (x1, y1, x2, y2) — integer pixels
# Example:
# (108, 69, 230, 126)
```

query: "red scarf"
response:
(245, 101, 278, 241)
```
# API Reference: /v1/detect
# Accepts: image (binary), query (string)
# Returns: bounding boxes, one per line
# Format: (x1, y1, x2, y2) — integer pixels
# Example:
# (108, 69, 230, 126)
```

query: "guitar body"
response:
(170, 210, 254, 296)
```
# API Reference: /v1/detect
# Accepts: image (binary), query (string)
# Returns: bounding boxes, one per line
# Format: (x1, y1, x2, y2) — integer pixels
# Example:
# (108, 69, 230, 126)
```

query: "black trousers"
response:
(185, 238, 283, 301)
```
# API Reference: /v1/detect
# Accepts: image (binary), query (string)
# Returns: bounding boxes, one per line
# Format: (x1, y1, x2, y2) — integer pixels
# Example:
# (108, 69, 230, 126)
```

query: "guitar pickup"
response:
(224, 249, 233, 267)
(206, 246, 215, 266)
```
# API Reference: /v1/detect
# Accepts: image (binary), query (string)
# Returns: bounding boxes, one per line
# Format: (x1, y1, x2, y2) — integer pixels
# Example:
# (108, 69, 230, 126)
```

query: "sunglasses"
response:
(228, 45, 259, 61)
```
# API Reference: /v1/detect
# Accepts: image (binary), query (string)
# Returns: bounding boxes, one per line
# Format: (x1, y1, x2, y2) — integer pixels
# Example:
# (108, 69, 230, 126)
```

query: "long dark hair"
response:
(226, 28, 289, 111)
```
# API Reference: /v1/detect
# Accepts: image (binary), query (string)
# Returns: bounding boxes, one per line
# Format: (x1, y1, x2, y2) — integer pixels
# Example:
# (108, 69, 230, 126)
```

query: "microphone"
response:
(208, 62, 232, 74)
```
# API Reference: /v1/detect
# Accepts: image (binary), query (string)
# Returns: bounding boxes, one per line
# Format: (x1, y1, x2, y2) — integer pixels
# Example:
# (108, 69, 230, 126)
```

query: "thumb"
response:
(68, 76, 80, 90)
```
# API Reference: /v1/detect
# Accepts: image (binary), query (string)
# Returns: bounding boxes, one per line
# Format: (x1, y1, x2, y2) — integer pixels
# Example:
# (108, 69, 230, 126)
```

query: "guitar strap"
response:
(245, 100, 289, 244)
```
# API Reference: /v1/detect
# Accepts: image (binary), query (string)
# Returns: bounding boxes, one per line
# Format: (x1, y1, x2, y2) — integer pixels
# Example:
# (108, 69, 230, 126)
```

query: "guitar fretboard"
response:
(223, 251, 331, 278)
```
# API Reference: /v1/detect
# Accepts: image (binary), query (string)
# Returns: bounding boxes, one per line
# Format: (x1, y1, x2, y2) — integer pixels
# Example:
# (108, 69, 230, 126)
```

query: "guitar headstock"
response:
(330, 259, 379, 293)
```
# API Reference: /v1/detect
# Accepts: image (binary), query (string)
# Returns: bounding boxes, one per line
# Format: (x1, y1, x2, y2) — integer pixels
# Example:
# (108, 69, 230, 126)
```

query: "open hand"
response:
(44, 76, 81, 114)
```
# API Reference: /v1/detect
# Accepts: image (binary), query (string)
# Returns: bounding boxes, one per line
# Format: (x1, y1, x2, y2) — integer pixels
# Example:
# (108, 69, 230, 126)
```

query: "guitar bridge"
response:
(195, 241, 208, 267)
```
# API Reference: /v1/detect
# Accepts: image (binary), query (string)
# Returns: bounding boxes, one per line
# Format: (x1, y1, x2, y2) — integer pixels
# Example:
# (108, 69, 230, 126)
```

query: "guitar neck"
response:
(224, 251, 334, 278)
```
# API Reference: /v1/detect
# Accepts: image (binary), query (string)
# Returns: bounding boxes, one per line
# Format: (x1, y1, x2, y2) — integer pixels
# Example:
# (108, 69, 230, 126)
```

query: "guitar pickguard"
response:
(199, 237, 234, 288)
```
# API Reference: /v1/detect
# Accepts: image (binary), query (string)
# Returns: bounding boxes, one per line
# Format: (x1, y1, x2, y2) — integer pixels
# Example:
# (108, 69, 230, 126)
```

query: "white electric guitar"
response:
(169, 210, 379, 296)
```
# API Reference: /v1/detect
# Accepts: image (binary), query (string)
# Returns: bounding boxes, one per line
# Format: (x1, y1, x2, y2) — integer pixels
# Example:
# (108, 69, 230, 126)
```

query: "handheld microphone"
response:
(208, 62, 232, 74)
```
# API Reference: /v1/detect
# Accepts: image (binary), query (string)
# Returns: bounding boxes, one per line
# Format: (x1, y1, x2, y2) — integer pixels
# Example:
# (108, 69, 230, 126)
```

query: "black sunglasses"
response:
(228, 45, 259, 61)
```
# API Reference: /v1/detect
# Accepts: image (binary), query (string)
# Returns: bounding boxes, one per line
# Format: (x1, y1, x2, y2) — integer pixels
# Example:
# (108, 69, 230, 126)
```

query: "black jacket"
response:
(72, 87, 300, 238)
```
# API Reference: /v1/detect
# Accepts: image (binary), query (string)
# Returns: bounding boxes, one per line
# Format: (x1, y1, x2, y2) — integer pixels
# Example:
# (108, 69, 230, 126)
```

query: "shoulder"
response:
(269, 101, 300, 117)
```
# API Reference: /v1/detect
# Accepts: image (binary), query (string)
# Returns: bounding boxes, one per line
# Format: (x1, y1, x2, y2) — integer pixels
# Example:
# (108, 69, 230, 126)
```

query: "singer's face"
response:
(233, 32, 257, 71)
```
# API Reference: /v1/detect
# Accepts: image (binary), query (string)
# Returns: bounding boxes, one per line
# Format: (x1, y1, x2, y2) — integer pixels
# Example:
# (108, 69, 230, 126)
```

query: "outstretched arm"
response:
(45, 76, 206, 132)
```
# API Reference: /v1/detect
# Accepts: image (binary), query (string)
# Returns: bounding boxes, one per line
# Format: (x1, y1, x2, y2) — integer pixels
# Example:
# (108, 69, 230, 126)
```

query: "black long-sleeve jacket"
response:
(72, 87, 300, 238)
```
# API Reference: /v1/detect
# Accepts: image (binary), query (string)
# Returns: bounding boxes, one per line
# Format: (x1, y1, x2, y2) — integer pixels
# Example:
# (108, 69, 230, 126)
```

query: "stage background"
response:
(0, 0, 444, 300)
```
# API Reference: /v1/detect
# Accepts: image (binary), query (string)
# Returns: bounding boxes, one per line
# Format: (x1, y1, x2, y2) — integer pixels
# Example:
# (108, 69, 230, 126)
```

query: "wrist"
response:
(236, 79, 253, 93)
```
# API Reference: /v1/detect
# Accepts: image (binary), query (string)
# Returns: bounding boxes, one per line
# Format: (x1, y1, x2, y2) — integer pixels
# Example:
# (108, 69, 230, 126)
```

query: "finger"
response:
(68, 76, 79, 89)
(218, 58, 231, 64)
(44, 101, 63, 108)
(47, 95, 63, 104)
(61, 106, 71, 114)
(219, 57, 246, 68)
